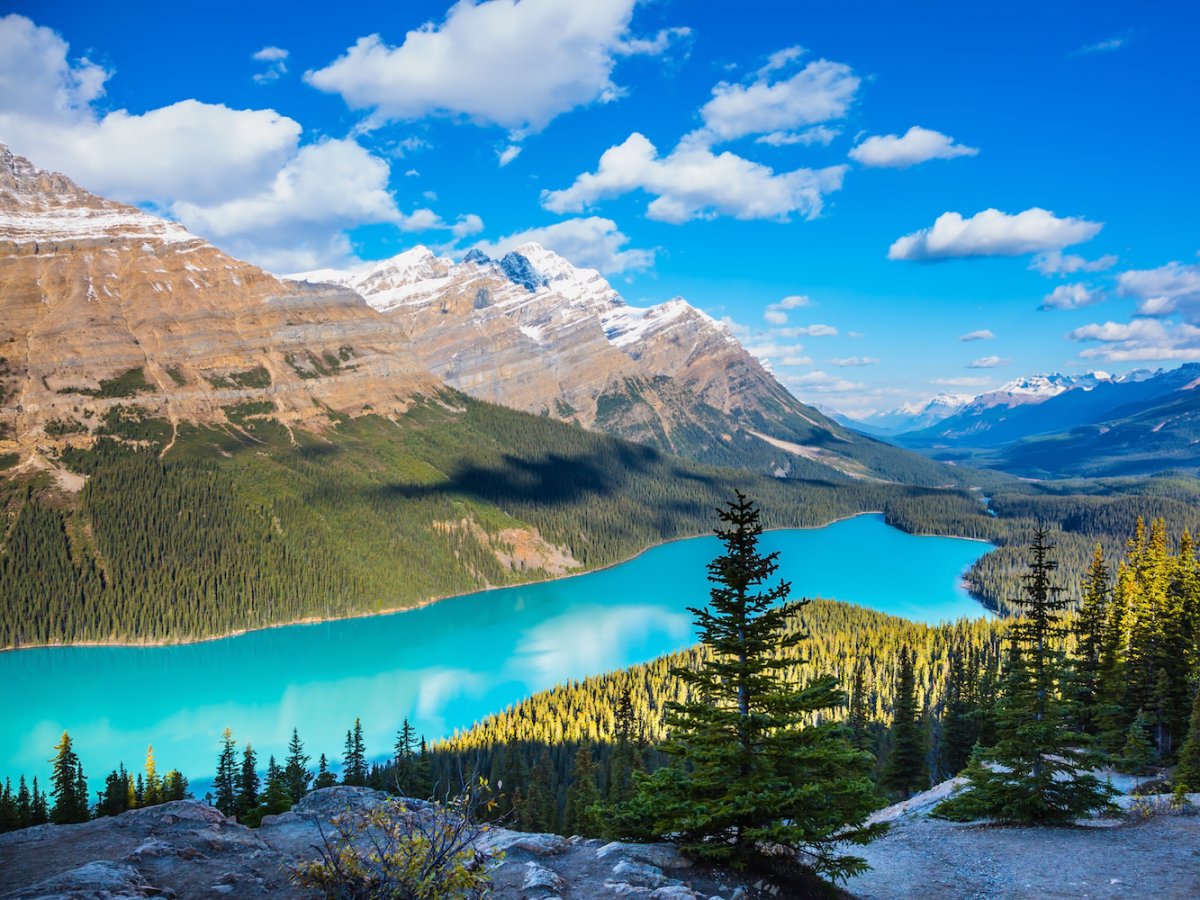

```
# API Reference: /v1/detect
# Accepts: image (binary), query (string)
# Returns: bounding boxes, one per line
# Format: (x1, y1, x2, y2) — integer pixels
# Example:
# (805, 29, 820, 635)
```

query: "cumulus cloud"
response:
(1040, 282, 1103, 310)
(306, 0, 686, 134)
(830, 356, 878, 367)
(471, 216, 653, 274)
(763, 294, 812, 324)
(888, 207, 1103, 262)
(849, 126, 978, 168)
(1030, 249, 1118, 276)
(542, 132, 846, 223)
(252, 46, 289, 84)
(0, 14, 479, 271)
(959, 329, 994, 342)
(967, 356, 1009, 369)
(696, 56, 859, 143)
(1067, 318, 1200, 361)
(1117, 261, 1200, 320)
(451, 213, 485, 239)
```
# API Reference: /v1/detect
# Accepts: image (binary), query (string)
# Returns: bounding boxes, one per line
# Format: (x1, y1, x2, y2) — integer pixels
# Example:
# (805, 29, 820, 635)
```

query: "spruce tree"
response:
(213, 728, 238, 816)
(606, 689, 643, 805)
(563, 745, 601, 836)
(0, 778, 17, 832)
(49, 731, 88, 824)
(1120, 709, 1155, 776)
(144, 745, 160, 807)
(313, 754, 337, 790)
(938, 649, 978, 779)
(615, 492, 883, 879)
(16, 777, 31, 828)
(881, 648, 928, 799)
(1072, 545, 1110, 734)
(283, 728, 311, 803)
(162, 770, 189, 801)
(262, 755, 292, 815)
(393, 718, 419, 796)
(342, 719, 367, 786)
(30, 778, 49, 826)
(236, 743, 260, 820)
(523, 749, 557, 833)
(937, 527, 1116, 824)
(1172, 687, 1200, 792)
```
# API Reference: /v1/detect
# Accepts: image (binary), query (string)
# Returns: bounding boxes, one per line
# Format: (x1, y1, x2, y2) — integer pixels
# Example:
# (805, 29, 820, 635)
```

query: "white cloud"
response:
(763, 294, 812, 324)
(959, 329, 994, 342)
(757, 45, 806, 76)
(888, 207, 1103, 261)
(1071, 35, 1128, 56)
(849, 126, 978, 168)
(0, 14, 480, 271)
(697, 57, 859, 143)
(306, 0, 685, 134)
(755, 125, 839, 147)
(830, 356, 878, 367)
(542, 132, 846, 223)
(781, 370, 865, 394)
(1030, 249, 1118, 276)
(1040, 282, 1102, 310)
(471, 216, 652, 274)
(1116, 261, 1200, 320)
(252, 46, 289, 84)
(451, 213, 485, 239)
(967, 356, 1009, 369)
(745, 341, 808, 367)
(497, 144, 522, 166)
(779, 324, 838, 337)
(1067, 318, 1200, 361)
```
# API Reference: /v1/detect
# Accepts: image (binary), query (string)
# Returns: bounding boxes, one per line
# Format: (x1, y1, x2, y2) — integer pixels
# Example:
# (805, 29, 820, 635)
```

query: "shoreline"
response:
(1, 510, 996, 654)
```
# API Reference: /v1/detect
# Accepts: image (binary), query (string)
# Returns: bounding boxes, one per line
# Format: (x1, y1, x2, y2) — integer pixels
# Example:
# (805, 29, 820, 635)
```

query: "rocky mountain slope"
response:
(0, 787, 777, 899)
(892, 365, 1200, 477)
(291, 245, 947, 484)
(0, 144, 441, 472)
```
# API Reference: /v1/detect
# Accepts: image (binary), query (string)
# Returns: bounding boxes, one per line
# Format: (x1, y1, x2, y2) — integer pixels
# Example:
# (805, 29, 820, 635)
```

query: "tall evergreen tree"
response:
(213, 728, 238, 816)
(342, 719, 367, 786)
(236, 743, 260, 820)
(0, 778, 17, 832)
(522, 749, 557, 833)
(283, 728, 311, 804)
(614, 493, 883, 879)
(30, 777, 49, 826)
(938, 649, 978, 779)
(15, 776, 31, 829)
(144, 745, 160, 807)
(937, 527, 1115, 824)
(1072, 545, 1110, 734)
(49, 732, 88, 824)
(881, 648, 928, 799)
(1173, 687, 1200, 792)
(393, 718, 419, 796)
(261, 755, 292, 816)
(562, 744, 600, 836)
(1120, 709, 1155, 776)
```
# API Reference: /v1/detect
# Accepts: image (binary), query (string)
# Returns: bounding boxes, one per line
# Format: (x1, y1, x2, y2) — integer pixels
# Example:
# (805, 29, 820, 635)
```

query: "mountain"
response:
(894, 365, 1200, 477)
(0, 143, 441, 467)
(291, 245, 950, 484)
(850, 393, 975, 435)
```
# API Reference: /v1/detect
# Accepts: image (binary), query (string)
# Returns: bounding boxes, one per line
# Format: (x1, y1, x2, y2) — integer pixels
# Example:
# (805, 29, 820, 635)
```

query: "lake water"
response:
(0, 514, 989, 788)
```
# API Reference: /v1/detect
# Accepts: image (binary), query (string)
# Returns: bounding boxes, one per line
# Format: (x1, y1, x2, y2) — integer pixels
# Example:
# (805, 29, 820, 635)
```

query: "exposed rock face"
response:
(290, 243, 872, 476)
(0, 145, 442, 468)
(0, 788, 773, 899)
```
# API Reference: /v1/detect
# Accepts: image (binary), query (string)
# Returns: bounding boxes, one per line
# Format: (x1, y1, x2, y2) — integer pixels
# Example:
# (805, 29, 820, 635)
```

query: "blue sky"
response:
(2, 0, 1197, 415)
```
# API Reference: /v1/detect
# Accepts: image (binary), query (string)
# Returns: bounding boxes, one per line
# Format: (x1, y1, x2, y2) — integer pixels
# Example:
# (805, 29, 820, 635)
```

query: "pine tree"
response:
(393, 718, 419, 796)
(938, 649, 978, 779)
(30, 777, 49, 826)
(1173, 687, 1200, 792)
(881, 648, 928, 799)
(49, 731, 88, 824)
(283, 728, 311, 804)
(162, 770, 189, 802)
(144, 745, 160, 807)
(615, 493, 883, 879)
(213, 728, 238, 816)
(1120, 709, 1155, 776)
(606, 689, 643, 805)
(236, 743, 260, 820)
(97, 766, 130, 818)
(1072, 545, 1110, 734)
(15, 776, 31, 828)
(342, 718, 367, 786)
(846, 662, 872, 752)
(262, 755, 292, 815)
(313, 753, 337, 790)
(937, 527, 1116, 824)
(563, 745, 601, 836)
(0, 778, 17, 833)
(523, 749, 557, 833)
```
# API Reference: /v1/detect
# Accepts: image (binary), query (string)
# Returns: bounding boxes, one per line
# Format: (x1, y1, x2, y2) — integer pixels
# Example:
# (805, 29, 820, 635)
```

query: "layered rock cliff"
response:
(0, 145, 442, 471)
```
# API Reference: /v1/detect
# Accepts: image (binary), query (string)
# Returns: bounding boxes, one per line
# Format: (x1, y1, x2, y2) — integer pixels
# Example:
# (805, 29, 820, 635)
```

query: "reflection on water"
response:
(1, 515, 989, 785)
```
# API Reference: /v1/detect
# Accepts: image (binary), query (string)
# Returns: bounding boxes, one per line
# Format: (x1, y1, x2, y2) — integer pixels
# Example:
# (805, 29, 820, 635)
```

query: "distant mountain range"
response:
(843, 367, 1200, 478)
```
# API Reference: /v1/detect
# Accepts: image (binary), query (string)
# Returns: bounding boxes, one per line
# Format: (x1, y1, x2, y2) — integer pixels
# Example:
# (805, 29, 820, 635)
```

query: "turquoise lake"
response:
(0, 514, 990, 787)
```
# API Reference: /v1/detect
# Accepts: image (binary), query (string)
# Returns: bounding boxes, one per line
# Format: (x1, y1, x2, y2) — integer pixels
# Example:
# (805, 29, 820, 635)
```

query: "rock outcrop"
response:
(0, 787, 776, 899)
(0, 145, 442, 470)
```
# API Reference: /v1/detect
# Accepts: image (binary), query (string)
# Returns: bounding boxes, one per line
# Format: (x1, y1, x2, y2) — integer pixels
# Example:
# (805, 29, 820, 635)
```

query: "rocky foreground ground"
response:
(1, 782, 1197, 899)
